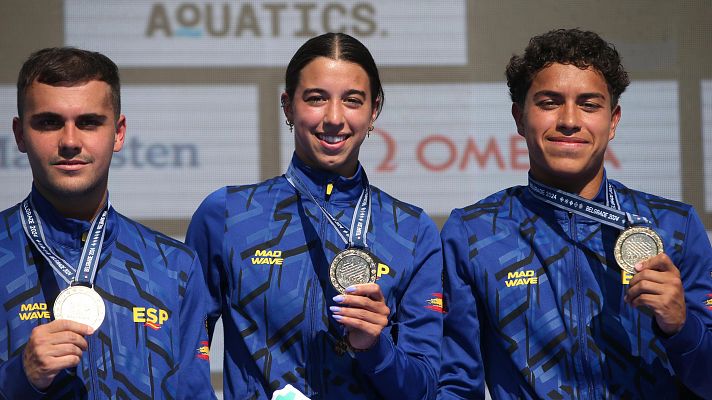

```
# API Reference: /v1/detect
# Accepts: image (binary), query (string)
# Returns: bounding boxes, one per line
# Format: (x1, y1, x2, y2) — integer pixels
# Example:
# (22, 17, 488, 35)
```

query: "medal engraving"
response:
(614, 227, 664, 275)
(53, 285, 105, 331)
(329, 249, 377, 294)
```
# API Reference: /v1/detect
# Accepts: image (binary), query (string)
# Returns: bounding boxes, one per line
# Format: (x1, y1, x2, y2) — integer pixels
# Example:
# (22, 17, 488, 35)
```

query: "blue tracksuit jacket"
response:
(187, 155, 443, 399)
(0, 187, 214, 399)
(438, 176, 712, 399)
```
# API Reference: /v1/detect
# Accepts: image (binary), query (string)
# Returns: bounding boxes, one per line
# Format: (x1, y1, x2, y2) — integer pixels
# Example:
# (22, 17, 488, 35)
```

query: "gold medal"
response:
(614, 226, 663, 275)
(329, 248, 377, 294)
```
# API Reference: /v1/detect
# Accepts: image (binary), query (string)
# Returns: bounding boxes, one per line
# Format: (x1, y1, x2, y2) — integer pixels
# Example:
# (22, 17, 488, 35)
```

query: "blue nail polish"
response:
(330, 306, 341, 313)
(345, 286, 357, 293)
(332, 314, 343, 321)
(333, 295, 345, 303)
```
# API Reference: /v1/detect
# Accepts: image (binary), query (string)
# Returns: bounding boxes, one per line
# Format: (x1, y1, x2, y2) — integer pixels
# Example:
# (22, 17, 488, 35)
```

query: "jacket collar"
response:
(525, 170, 610, 222)
(28, 185, 118, 251)
(287, 153, 367, 203)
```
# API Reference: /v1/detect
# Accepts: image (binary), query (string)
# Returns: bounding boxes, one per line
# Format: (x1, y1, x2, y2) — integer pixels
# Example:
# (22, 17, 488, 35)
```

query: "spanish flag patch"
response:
(196, 341, 210, 360)
(425, 293, 445, 314)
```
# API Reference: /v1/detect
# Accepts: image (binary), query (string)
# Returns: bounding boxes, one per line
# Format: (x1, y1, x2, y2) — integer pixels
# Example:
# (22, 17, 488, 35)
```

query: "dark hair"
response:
(284, 32, 384, 117)
(506, 28, 630, 107)
(17, 47, 121, 120)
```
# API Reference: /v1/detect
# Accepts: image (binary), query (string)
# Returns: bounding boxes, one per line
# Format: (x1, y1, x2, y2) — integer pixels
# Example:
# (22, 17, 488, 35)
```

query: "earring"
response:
(367, 125, 374, 138)
(286, 119, 294, 133)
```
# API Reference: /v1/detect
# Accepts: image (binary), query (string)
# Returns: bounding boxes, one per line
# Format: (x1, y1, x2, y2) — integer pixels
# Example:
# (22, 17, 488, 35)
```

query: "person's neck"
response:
(36, 186, 108, 221)
(294, 153, 358, 178)
(532, 170, 603, 200)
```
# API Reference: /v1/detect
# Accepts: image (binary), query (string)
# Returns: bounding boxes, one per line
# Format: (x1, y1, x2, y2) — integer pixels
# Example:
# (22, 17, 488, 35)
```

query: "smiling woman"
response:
(187, 32, 443, 400)
(283, 57, 376, 177)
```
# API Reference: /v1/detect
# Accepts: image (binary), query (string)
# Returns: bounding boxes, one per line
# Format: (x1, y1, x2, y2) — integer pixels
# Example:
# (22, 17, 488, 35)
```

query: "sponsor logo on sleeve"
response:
(425, 293, 445, 313)
(705, 294, 712, 311)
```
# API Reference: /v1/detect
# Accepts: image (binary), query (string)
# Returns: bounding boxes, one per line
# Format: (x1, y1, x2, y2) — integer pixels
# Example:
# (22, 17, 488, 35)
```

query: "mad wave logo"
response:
(504, 270, 538, 287)
(133, 307, 169, 330)
(145, 3, 378, 38)
(252, 249, 284, 265)
(19, 303, 51, 321)
(425, 293, 444, 313)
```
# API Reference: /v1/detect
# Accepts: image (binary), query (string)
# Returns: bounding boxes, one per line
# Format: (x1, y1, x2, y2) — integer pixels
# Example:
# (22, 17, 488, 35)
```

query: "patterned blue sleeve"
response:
(660, 207, 712, 398)
(186, 187, 228, 339)
(438, 209, 486, 400)
(176, 253, 216, 399)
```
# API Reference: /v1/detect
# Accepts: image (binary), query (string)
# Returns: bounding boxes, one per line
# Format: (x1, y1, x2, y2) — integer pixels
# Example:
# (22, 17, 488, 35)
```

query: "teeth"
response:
(318, 134, 347, 144)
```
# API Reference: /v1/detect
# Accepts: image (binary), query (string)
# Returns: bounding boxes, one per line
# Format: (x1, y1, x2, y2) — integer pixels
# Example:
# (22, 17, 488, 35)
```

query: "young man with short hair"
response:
(0, 47, 215, 399)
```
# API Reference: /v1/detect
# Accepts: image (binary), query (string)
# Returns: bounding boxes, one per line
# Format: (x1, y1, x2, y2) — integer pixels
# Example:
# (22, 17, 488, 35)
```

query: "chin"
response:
(48, 181, 100, 198)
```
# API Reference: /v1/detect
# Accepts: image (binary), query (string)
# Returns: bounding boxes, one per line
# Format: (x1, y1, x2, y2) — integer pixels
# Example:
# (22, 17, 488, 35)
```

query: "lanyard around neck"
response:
(20, 196, 110, 285)
(285, 164, 371, 249)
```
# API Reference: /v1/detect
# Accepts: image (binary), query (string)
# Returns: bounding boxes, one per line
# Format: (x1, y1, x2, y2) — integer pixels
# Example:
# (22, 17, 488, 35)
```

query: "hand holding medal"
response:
(22, 319, 93, 390)
(624, 253, 687, 336)
(527, 177, 687, 337)
(284, 165, 388, 351)
(331, 283, 390, 351)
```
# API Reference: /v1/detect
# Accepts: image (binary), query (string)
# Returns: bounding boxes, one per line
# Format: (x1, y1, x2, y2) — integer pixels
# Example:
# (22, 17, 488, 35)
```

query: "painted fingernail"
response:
(333, 295, 345, 303)
(332, 314, 343, 321)
(330, 306, 342, 313)
(345, 286, 357, 293)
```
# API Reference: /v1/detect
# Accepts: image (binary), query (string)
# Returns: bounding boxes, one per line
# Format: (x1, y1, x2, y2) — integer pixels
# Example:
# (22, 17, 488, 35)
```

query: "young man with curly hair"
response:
(438, 29, 712, 399)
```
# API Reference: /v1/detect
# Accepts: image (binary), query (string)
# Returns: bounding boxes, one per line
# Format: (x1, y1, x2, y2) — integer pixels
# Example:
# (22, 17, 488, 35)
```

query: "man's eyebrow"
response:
(343, 89, 367, 98)
(532, 90, 563, 98)
(302, 87, 327, 95)
(76, 113, 109, 122)
(29, 112, 63, 120)
(301, 88, 367, 98)
(532, 90, 607, 100)
(576, 92, 607, 100)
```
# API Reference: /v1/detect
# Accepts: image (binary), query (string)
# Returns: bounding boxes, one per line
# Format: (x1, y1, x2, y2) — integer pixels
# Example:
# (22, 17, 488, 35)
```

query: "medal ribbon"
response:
(20, 196, 109, 286)
(285, 164, 371, 249)
(527, 177, 650, 230)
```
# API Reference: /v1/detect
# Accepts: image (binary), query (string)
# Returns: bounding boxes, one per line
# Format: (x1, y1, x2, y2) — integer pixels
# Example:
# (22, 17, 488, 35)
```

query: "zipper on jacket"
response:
(87, 333, 99, 399)
(308, 183, 333, 398)
(570, 213, 596, 399)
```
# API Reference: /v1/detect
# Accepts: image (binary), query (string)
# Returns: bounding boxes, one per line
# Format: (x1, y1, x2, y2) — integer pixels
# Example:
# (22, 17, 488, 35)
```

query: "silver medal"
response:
(329, 249, 377, 294)
(614, 226, 664, 275)
(53, 285, 105, 331)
